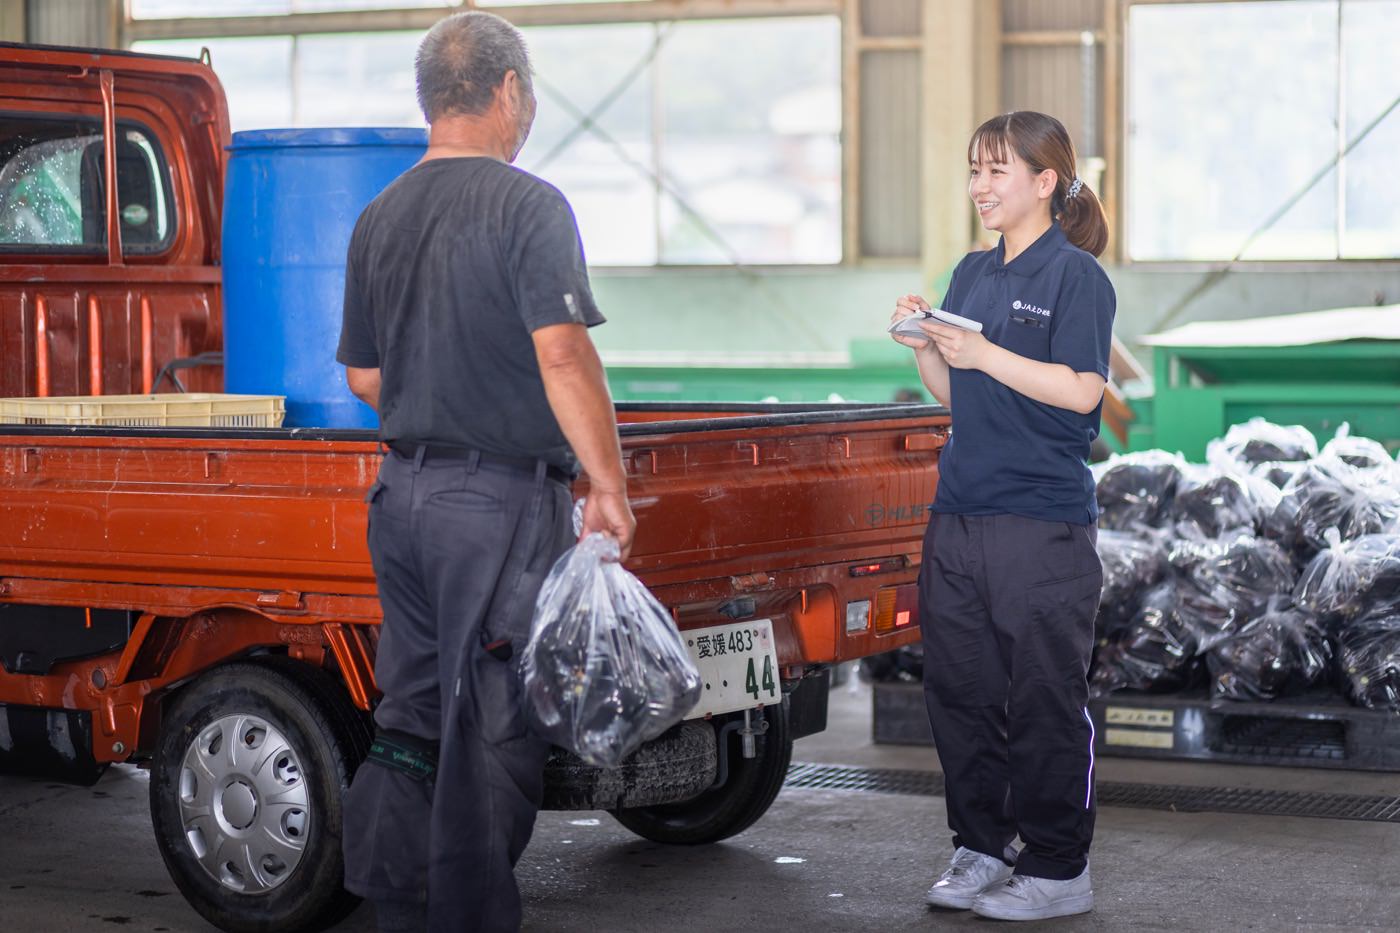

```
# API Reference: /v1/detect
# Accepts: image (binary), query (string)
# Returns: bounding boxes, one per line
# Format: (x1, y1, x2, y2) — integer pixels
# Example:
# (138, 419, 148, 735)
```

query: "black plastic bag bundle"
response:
(1292, 532, 1400, 625)
(1095, 529, 1169, 638)
(1206, 597, 1330, 701)
(1090, 582, 1202, 696)
(1206, 417, 1317, 468)
(1263, 459, 1400, 563)
(1334, 609, 1400, 711)
(523, 533, 703, 767)
(1093, 450, 1185, 531)
(860, 644, 924, 683)
(1166, 532, 1298, 649)
(1169, 466, 1281, 539)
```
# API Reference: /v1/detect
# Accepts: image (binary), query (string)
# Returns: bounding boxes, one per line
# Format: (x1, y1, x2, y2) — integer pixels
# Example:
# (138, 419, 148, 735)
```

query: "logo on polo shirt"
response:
(1011, 299, 1051, 318)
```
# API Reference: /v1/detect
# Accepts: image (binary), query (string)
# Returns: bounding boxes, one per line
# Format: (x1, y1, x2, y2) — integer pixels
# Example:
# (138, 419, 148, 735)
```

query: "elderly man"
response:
(336, 11, 635, 932)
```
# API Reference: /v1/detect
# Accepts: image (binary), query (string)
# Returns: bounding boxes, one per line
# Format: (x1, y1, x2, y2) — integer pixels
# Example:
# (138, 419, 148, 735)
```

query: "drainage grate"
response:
(785, 763, 942, 798)
(785, 762, 1400, 824)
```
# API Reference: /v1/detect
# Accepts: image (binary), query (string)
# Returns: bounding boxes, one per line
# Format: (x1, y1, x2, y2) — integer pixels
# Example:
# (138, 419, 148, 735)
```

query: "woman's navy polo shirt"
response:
(932, 222, 1116, 525)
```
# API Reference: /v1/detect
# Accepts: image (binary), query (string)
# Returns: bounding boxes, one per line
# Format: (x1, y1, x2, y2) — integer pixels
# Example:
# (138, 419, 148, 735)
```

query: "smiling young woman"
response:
(887, 111, 1116, 922)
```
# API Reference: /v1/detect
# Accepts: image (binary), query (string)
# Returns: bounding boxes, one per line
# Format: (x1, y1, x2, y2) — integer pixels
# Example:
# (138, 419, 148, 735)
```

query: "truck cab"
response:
(0, 42, 225, 399)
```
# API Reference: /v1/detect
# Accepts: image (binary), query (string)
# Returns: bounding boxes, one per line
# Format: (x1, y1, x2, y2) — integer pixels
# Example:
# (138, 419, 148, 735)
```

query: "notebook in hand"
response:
(887, 308, 983, 336)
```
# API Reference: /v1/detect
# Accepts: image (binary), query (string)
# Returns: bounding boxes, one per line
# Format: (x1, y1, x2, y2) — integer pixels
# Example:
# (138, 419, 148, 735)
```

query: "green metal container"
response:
(605, 338, 933, 405)
(1142, 341, 1400, 459)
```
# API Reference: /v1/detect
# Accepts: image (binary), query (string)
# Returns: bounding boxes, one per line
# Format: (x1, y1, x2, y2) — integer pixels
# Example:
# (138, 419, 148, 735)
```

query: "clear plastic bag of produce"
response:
(1292, 531, 1400, 624)
(1334, 608, 1400, 711)
(1319, 424, 1397, 479)
(1090, 582, 1202, 696)
(1263, 459, 1400, 563)
(1165, 530, 1296, 650)
(1206, 596, 1330, 701)
(1206, 417, 1317, 470)
(1095, 529, 1169, 639)
(1092, 449, 1187, 531)
(522, 532, 703, 767)
(1169, 464, 1281, 539)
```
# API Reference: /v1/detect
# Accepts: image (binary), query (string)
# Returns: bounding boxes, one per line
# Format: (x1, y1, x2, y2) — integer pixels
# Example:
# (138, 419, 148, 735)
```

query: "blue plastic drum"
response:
(222, 127, 427, 428)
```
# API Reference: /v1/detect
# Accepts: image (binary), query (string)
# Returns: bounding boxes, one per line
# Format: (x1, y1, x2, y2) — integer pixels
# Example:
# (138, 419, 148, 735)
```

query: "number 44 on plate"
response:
(684, 619, 783, 719)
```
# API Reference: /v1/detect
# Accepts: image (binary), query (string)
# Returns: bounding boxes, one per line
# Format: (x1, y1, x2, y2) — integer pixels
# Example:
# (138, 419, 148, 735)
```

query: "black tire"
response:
(610, 700, 792, 845)
(543, 721, 718, 811)
(150, 657, 372, 933)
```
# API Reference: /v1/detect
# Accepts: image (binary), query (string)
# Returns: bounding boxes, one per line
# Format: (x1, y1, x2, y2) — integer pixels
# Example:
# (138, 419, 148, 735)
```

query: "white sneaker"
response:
(971, 865, 1094, 920)
(924, 846, 1015, 910)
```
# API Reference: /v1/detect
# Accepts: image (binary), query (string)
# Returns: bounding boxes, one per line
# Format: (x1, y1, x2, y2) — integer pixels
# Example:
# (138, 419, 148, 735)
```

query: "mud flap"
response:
(0, 704, 106, 786)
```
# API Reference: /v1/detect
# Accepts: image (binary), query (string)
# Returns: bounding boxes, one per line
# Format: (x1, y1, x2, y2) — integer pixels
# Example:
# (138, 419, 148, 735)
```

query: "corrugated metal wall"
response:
(1003, 0, 1101, 31)
(854, 0, 1109, 261)
(860, 0, 920, 36)
(1002, 44, 1106, 156)
(1002, 0, 1106, 157)
(858, 48, 921, 257)
(26, 0, 114, 48)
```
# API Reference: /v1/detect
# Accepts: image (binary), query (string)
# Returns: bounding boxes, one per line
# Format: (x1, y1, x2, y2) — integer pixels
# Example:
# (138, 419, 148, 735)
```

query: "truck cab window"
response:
(0, 115, 172, 254)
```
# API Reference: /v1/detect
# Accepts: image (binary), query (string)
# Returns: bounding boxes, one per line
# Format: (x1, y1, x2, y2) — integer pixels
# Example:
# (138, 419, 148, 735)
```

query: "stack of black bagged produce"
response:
(1090, 418, 1400, 711)
(861, 643, 924, 684)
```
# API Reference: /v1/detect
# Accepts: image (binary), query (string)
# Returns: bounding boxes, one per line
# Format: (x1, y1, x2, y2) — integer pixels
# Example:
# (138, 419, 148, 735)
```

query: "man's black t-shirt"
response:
(336, 157, 604, 470)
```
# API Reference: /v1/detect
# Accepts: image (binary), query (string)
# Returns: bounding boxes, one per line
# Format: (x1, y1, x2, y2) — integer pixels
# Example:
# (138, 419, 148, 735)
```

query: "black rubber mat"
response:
(785, 762, 1400, 824)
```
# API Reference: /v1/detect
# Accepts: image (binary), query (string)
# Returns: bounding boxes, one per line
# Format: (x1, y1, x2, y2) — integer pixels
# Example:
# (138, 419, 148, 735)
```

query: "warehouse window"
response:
(1127, 0, 1400, 261)
(519, 18, 841, 265)
(134, 14, 841, 267)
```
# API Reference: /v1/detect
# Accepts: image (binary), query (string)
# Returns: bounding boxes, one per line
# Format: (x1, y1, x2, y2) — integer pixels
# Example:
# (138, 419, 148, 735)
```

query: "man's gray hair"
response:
(415, 12, 532, 122)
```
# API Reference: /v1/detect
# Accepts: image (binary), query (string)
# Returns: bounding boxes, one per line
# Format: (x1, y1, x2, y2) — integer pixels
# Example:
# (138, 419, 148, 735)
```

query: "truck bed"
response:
(0, 401, 946, 755)
(0, 401, 946, 601)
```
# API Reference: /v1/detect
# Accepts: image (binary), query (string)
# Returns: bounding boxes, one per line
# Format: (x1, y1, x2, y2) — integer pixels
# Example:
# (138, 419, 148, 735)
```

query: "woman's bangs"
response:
(969, 127, 1012, 167)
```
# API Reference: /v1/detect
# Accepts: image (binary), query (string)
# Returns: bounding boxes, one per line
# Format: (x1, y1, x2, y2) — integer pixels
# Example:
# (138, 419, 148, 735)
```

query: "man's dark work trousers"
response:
(342, 447, 572, 932)
(919, 512, 1103, 881)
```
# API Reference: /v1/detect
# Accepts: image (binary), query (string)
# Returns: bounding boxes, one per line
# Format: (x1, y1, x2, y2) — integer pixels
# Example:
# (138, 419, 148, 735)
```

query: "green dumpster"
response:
(604, 338, 931, 405)
(1137, 305, 1400, 460)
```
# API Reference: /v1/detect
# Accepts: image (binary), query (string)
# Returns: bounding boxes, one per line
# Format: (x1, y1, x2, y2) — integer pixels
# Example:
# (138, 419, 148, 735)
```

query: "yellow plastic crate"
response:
(0, 393, 286, 428)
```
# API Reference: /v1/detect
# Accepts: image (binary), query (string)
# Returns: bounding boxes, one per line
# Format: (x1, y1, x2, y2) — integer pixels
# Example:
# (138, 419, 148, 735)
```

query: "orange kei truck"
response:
(0, 43, 941, 932)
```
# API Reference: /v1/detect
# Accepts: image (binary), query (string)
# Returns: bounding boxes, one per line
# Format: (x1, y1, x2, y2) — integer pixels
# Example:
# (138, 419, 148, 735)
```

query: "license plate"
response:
(682, 619, 782, 719)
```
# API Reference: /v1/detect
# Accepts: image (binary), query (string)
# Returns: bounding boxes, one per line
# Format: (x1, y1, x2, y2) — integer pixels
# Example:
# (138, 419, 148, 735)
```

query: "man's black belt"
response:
(387, 441, 574, 486)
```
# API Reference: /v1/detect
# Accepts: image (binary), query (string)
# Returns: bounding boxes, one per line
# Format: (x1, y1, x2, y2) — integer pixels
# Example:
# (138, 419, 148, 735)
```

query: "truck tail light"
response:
(849, 555, 908, 577)
(873, 583, 919, 633)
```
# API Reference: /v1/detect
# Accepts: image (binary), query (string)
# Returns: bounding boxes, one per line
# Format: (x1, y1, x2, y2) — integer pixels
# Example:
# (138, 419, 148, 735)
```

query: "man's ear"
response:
(500, 69, 522, 117)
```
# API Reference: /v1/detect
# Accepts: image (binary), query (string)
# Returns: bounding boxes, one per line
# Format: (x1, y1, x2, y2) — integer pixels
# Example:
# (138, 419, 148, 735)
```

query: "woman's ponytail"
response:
(1057, 180, 1109, 258)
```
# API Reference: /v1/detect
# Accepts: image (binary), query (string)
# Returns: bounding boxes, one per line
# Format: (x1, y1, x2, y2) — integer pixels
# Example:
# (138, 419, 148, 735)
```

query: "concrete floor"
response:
(2, 677, 1397, 932)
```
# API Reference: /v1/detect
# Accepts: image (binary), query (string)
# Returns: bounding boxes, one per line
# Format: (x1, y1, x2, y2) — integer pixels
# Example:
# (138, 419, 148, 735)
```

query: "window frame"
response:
(1119, 0, 1400, 268)
(0, 109, 178, 259)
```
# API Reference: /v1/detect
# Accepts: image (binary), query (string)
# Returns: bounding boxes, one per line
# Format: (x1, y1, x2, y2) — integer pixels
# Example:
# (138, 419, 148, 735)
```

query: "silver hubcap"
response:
(177, 714, 310, 894)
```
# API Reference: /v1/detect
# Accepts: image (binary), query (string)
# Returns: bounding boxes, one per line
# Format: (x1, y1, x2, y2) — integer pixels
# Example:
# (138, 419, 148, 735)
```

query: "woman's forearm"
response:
(978, 344, 1105, 414)
(914, 344, 952, 406)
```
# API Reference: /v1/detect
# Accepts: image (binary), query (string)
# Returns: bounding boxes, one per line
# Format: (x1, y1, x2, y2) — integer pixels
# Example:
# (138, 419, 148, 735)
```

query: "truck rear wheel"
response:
(150, 657, 371, 933)
(610, 700, 792, 845)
